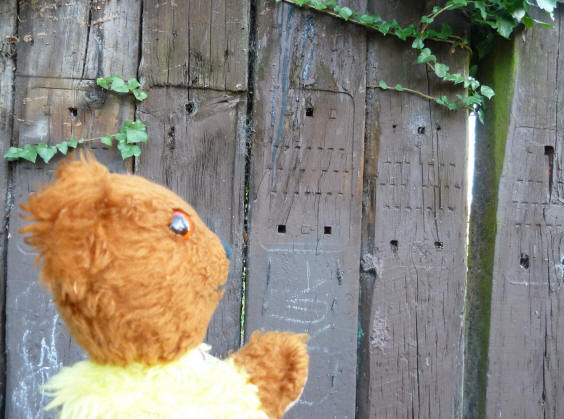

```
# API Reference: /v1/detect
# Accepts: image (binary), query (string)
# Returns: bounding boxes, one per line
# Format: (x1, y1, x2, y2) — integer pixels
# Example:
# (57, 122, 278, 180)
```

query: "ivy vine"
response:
(275, 0, 556, 121)
(4, 76, 148, 163)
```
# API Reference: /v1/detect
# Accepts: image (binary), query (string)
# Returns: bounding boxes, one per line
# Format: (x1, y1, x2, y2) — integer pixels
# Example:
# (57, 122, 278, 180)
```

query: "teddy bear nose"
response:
(220, 240, 232, 260)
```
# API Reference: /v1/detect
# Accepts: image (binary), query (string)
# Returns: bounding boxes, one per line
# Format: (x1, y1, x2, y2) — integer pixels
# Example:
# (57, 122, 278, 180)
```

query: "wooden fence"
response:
(0, 0, 562, 418)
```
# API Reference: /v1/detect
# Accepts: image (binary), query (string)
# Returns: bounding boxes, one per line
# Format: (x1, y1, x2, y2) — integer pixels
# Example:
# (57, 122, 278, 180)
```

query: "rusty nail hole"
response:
(306, 107, 314, 117)
(277, 225, 286, 233)
(185, 101, 196, 114)
(324, 226, 332, 235)
(545, 145, 554, 156)
(434, 241, 443, 249)
(417, 126, 425, 134)
(520, 253, 529, 269)
(392, 124, 397, 129)
(68, 107, 78, 118)
(390, 240, 398, 252)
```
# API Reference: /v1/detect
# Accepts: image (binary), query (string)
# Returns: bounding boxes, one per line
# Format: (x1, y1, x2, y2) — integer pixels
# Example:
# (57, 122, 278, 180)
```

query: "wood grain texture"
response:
(5, 1, 140, 416)
(359, 1, 468, 417)
(247, 1, 366, 417)
(0, 0, 17, 412)
(483, 8, 564, 418)
(140, 0, 248, 91)
(137, 0, 249, 357)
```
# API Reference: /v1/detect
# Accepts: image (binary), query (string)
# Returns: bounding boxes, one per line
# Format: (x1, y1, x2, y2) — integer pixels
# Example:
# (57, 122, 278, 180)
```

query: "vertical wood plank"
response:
(359, 1, 468, 417)
(5, 1, 140, 416)
(474, 7, 564, 418)
(137, 0, 249, 357)
(247, 1, 366, 417)
(0, 0, 17, 412)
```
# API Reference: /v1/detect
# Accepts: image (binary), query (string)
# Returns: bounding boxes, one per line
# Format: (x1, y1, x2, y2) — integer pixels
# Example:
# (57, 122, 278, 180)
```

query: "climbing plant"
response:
(275, 0, 556, 121)
(4, 76, 148, 163)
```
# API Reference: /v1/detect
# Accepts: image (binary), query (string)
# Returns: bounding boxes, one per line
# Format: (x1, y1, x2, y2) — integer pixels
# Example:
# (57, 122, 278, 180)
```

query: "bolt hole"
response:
(324, 226, 332, 235)
(417, 126, 425, 135)
(277, 225, 286, 234)
(306, 107, 314, 117)
(520, 253, 529, 269)
(390, 240, 398, 252)
(434, 241, 443, 249)
(68, 107, 78, 119)
(545, 145, 554, 156)
(185, 101, 196, 115)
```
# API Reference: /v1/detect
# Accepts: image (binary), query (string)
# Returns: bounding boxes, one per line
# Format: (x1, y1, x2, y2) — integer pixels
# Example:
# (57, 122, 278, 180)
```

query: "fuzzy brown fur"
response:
(21, 154, 310, 417)
(231, 331, 309, 419)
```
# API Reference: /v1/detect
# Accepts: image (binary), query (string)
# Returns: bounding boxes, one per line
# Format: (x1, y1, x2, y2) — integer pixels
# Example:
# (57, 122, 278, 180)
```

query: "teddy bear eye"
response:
(169, 210, 194, 240)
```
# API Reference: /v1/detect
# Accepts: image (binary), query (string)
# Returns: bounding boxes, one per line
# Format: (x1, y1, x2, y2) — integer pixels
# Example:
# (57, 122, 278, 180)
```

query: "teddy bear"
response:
(20, 154, 309, 418)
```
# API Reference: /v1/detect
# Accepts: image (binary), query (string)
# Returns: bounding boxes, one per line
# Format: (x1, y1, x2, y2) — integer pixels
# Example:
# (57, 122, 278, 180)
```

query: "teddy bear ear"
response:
(19, 152, 110, 257)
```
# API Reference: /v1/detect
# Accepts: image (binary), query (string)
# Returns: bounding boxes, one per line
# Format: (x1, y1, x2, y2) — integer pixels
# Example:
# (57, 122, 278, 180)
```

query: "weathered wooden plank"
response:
(0, 0, 17, 412)
(359, 1, 468, 418)
(474, 7, 564, 418)
(247, 1, 366, 417)
(6, 1, 140, 416)
(140, 0, 248, 91)
(137, 0, 249, 357)
(136, 89, 247, 357)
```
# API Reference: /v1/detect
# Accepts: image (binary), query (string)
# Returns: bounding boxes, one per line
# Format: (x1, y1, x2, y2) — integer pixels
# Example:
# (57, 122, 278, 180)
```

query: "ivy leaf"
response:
(533, 18, 553, 28)
(394, 84, 404, 91)
(447, 102, 459, 111)
(421, 16, 434, 24)
(446, 0, 468, 9)
(477, 107, 485, 124)
(68, 138, 78, 148)
(378, 80, 389, 89)
(4, 146, 23, 161)
(36, 142, 58, 163)
(377, 21, 392, 35)
(412, 37, 424, 49)
(358, 13, 381, 25)
(334, 6, 353, 20)
(294, 0, 306, 5)
(436, 96, 449, 106)
(536, 0, 556, 16)
(480, 85, 495, 99)
(522, 15, 535, 28)
(96, 77, 110, 89)
(117, 142, 142, 159)
(474, 1, 487, 19)
(310, 0, 328, 10)
(512, 9, 526, 22)
(121, 120, 148, 144)
(132, 89, 148, 101)
(110, 77, 130, 93)
(495, 17, 517, 38)
(416, 48, 436, 64)
(100, 134, 113, 146)
(127, 78, 141, 90)
(20, 144, 38, 163)
(395, 24, 416, 41)
(56, 142, 69, 155)
(78, 138, 86, 144)
(434, 63, 450, 78)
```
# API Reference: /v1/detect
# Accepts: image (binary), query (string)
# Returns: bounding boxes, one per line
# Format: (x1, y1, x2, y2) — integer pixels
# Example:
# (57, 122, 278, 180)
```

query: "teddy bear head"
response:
(20, 155, 229, 366)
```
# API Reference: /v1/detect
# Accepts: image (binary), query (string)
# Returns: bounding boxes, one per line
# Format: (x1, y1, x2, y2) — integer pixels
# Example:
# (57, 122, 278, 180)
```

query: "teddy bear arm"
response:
(230, 331, 309, 419)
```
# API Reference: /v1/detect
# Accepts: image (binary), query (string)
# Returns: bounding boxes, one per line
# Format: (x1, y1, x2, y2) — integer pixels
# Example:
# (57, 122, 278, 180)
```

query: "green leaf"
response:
(114, 132, 127, 143)
(474, 1, 487, 19)
(412, 37, 424, 49)
(20, 144, 38, 163)
(110, 77, 130, 93)
(132, 89, 148, 101)
(480, 85, 495, 99)
(310, 0, 328, 10)
(495, 17, 517, 38)
(56, 142, 69, 155)
(421, 16, 434, 24)
(477, 108, 485, 124)
(122, 120, 148, 143)
(512, 9, 526, 22)
(447, 102, 459, 111)
(4, 146, 23, 161)
(394, 84, 404, 91)
(436, 96, 449, 106)
(523, 15, 535, 28)
(394, 24, 415, 41)
(434, 63, 450, 78)
(36, 142, 58, 163)
(117, 142, 141, 159)
(100, 134, 113, 146)
(536, 0, 556, 14)
(78, 138, 86, 144)
(96, 77, 110, 89)
(334, 6, 353, 20)
(416, 48, 436, 64)
(68, 138, 78, 148)
(377, 21, 392, 35)
(533, 18, 553, 28)
(127, 78, 141, 90)
(358, 13, 381, 25)
(446, 0, 467, 8)
(378, 80, 389, 89)
(294, 0, 306, 5)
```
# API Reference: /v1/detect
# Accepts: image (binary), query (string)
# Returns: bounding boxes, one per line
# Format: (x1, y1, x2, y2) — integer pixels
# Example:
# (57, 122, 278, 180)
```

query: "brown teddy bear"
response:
(20, 154, 309, 418)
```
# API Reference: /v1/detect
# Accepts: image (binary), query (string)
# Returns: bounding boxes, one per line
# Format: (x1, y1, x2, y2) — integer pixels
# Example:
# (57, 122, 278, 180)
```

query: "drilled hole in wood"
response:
(324, 226, 332, 235)
(545, 145, 554, 156)
(277, 225, 286, 233)
(417, 126, 425, 134)
(185, 101, 196, 115)
(68, 107, 78, 119)
(392, 124, 397, 129)
(306, 107, 314, 117)
(520, 253, 529, 269)
(436, 125, 441, 131)
(390, 240, 398, 252)
(434, 241, 443, 249)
